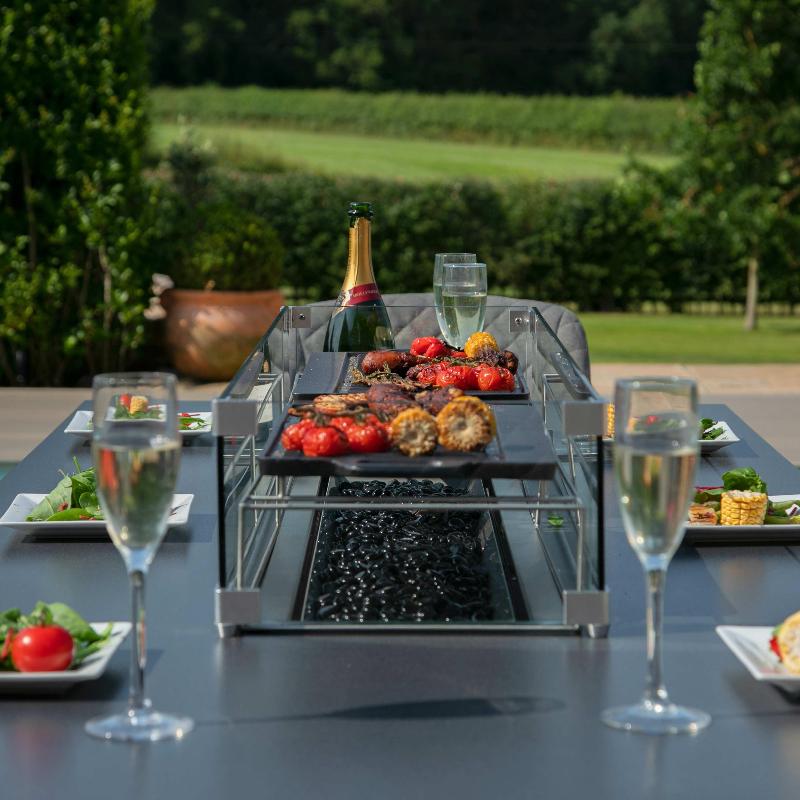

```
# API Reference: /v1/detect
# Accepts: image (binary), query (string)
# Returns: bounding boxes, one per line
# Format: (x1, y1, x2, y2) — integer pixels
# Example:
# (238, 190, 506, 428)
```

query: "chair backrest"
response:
(300, 293, 591, 377)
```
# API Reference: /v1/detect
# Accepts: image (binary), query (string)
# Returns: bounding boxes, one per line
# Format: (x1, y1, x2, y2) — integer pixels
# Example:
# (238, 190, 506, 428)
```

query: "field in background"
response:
(152, 86, 684, 152)
(151, 122, 675, 181)
(584, 314, 800, 363)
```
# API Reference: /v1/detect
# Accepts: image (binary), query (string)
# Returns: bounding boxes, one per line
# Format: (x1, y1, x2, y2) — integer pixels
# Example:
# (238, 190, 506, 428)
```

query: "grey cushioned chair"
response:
(300, 293, 591, 378)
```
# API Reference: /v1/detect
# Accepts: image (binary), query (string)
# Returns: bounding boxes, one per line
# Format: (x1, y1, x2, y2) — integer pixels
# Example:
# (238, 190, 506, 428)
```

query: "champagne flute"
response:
(85, 373, 193, 742)
(438, 262, 487, 348)
(602, 377, 710, 735)
(433, 253, 476, 341)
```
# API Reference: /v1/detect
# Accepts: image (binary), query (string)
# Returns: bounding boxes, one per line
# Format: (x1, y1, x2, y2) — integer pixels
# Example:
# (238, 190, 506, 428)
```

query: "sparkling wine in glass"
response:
(438, 262, 487, 348)
(602, 377, 710, 735)
(433, 253, 476, 343)
(85, 372, 193, 742)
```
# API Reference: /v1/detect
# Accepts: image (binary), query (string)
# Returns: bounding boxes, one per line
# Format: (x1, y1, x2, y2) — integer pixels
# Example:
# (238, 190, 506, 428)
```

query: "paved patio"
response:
(0, 366, 797, 464)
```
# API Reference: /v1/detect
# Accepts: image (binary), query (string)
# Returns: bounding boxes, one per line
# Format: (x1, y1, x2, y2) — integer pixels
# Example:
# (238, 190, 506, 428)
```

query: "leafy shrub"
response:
(0, 0, 154, 385)
(171, 201, 283, 291)
(159, 136, 284, 291)
(212, 170, 774, 312)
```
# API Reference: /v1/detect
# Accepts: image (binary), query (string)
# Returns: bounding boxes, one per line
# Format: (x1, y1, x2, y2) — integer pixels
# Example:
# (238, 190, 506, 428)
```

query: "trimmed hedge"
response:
(209, 171, 799, 312)
(151, 87, 684, 153)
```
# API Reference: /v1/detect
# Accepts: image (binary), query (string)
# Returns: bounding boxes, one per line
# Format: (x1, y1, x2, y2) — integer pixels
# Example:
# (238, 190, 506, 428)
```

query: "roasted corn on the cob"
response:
(606, 403, 615, 439)
(776, 611, 800, 674)
(464, 332, 500, 362)
(720, 490, 768, 526)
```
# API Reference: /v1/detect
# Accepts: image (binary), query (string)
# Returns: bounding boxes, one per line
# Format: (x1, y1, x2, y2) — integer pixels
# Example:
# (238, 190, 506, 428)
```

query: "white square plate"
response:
(716, 625, 800, 695)
(603, 420, 739, 453)
(0, 622, 130, 694)
(700, 420, 740, 453)
(0, 494, 193, 534)
(64, 410, 213, 438)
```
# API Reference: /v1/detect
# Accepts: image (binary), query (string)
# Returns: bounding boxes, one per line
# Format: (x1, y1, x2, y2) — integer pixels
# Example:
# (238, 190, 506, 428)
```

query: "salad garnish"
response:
(25, 459, 103, 522)
(0, 602, 112, 672)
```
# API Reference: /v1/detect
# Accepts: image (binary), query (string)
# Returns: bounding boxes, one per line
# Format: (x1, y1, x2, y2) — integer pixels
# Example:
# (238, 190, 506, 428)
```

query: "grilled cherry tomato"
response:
(414, 365, 439, 385)
(10, 625, 74, 673)
(410, 337, 442, 357)
(302, 426, 349, 457)
(450, 350, 467, 359)
(329, 416, 356, 434)
(118, 393, 132, 410)
(346, 422, 390, 453)
(281, 419, 317, 451)
(435, 364, 476, 390)
(475, 365, 515, 392)
(421, 340, 449, 359)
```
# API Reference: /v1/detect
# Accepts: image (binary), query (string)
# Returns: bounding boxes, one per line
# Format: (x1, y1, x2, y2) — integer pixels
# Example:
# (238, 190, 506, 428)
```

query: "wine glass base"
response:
(85, 708, 194, 742)
(601, 700, 710, 735)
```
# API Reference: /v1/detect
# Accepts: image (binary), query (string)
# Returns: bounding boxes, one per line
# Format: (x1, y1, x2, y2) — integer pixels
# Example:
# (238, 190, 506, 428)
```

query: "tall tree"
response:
(682, 0, 800, 330)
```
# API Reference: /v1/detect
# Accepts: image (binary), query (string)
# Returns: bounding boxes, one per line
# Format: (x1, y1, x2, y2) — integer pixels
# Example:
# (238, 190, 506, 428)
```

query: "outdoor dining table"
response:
(2, 400, 800, 799)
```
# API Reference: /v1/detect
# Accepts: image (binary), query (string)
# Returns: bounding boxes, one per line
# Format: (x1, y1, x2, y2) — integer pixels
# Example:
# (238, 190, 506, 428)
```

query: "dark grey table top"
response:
(2, 402, 800, 800)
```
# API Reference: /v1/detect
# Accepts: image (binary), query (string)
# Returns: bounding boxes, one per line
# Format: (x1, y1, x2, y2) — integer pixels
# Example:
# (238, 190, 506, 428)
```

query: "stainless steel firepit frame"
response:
(213, 304, 608, 638)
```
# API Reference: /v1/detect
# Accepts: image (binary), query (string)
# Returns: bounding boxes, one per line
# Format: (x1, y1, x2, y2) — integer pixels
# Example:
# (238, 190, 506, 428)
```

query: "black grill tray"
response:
(292, 351, 529, 401)
(259, 402, 556, 480)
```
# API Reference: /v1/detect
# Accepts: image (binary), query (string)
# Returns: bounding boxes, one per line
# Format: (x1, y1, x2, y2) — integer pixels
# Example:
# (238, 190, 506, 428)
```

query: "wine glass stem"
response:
(643, 567, 669, 708)
(129, 569, 148, 713)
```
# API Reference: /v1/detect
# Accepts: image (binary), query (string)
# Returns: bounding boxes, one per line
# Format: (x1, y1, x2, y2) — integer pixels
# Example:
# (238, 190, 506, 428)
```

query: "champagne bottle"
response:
(323, 202, 395, 352)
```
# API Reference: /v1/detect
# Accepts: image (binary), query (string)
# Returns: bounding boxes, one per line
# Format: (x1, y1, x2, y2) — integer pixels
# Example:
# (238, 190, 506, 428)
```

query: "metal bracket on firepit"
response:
(509, 308, 530, 333)
(212, 399, 258, 437)
(215, 587, 261, 637)
(563, 590, 609, 630)
(290, 307, 311, 329)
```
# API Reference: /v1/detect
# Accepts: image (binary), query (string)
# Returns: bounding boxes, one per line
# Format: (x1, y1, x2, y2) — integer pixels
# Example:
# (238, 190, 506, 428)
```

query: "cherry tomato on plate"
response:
(9, 625, 74, 673)
(346, 422, 390, 453)
(118, 393, 132, 410)
(475, 365, 515, 392)
(281, 418, 317, 451)
(421, 340, 449, 359)
(302, 426, 349, 457)
(329, 416, 356, 434)
(435, 365, 477, 390)
(410, 336, 442, 357)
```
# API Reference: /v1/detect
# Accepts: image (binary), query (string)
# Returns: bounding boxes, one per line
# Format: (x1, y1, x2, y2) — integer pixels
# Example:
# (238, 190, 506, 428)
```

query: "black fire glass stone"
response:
(298, 479, 515, 624)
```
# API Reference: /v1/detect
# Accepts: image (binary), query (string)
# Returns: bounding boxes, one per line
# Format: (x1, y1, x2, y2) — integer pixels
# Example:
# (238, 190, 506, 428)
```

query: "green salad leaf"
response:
(722, 467, 767, 494)
(26, 473, 72, 521)
(26, 460, 104, 522)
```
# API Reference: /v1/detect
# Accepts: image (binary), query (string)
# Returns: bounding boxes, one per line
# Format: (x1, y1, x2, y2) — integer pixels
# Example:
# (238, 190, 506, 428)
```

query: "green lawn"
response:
(583, 314, 800, 363)
(151, 122, 675, 182)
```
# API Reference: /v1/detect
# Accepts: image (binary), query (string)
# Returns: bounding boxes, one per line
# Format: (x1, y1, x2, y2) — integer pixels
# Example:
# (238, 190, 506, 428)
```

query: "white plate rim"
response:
(699, 419, 739, 451)
(0, 493, 194, 531)
(0, 622, 130, 686)
(716, 625, 800, 690)
(64, 410, 213, 437)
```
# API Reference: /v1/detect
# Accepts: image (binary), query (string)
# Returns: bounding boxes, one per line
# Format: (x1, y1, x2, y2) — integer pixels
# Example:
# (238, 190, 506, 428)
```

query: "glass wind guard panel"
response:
(215, 303, 606, 633)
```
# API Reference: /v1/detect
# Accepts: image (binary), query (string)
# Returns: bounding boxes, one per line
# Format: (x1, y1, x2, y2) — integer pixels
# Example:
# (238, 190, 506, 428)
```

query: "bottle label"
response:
(342, 282, 381, 306)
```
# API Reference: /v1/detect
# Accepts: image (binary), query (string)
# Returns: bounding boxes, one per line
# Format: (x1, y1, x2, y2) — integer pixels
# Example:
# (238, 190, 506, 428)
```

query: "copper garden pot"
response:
(161, 289, 284, 381)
